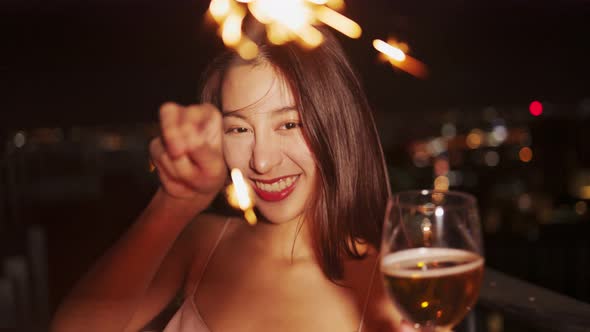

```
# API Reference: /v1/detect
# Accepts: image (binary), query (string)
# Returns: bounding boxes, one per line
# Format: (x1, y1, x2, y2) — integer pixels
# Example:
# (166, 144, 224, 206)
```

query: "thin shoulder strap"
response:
(358, 256, 379, 332)
(190, 217, 231, 295)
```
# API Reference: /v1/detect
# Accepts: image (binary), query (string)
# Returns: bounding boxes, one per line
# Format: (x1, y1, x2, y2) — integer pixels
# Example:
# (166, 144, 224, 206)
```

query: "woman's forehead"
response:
(221, 63, 295, 114)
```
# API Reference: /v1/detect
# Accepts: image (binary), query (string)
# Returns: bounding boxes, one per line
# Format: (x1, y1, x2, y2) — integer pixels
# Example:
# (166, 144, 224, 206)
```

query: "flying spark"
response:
(373, 38, 428, 79)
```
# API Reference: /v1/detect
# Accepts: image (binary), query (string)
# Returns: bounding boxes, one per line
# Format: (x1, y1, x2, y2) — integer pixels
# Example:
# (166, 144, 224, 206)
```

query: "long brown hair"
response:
(200, 30, 390, 280)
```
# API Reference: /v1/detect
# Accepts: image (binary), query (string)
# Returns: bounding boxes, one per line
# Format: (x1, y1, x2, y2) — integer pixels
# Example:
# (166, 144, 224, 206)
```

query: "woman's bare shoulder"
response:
(182, 213, 237, 250)
(178, 213, 239, 292)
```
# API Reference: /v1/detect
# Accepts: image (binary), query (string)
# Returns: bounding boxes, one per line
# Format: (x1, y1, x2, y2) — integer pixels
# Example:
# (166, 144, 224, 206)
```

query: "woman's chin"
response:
(255, 206, 304, 225)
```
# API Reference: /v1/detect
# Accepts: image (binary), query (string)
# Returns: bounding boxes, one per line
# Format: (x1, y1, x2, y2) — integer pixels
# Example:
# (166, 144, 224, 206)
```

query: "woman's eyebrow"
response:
(222, 106, 298, 118)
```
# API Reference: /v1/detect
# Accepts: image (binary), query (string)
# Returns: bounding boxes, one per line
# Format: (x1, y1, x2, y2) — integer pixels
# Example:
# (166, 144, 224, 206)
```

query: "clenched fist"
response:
(149, 102, 227, 200)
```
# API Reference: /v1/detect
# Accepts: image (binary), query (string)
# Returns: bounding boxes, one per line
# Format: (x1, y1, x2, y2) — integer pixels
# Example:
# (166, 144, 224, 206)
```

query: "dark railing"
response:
(473, 267, 590, 332)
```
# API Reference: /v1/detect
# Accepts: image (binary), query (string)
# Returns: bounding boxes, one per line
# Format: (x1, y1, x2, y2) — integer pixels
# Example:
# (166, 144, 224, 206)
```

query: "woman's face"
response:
(221, 62, 317, 224)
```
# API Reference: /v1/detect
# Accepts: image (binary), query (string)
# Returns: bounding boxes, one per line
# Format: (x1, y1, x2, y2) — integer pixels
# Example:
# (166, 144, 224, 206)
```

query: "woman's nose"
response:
(250, 134, 282, 174)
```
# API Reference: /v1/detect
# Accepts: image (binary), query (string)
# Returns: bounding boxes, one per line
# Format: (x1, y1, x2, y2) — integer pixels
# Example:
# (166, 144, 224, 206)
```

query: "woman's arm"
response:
(50, 190, 212, 332)
(51, 103, 227, 332)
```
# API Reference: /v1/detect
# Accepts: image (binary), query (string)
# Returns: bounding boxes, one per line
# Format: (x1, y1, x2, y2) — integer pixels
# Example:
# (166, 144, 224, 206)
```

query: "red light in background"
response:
(529, 101, 543, 116)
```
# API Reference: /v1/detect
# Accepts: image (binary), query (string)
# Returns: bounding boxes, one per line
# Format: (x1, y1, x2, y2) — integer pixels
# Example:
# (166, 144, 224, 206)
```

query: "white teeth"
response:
(271, 182, 280, 191)
(278, 180, 286, 191)
(254, 176, 298, 193)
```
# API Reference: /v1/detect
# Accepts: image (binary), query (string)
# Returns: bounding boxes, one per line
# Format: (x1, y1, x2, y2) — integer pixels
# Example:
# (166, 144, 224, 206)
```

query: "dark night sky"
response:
(2, 0, 590, 129)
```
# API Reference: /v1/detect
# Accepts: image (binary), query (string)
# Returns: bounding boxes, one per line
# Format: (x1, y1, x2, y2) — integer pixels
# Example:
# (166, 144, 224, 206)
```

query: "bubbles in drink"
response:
(381, 248, 484, 330)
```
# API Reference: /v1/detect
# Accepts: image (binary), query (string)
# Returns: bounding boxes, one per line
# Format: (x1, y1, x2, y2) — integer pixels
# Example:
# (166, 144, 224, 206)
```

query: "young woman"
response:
(51, 30, 404, 332)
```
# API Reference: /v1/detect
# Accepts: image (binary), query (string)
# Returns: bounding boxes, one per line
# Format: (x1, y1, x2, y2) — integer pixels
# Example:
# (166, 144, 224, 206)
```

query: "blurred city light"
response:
(517, 193, 532, 211)
(484, 151, 500, 167)
(519, 147, 533, 163)
(490, 125, 508, 145)
(32, 128, 63, 145)
(13, 131, 26, 148)
(427, 138, 447, 156)
(448, 171, 463, 186)
(441, 123, 457, 138)
(433, 158, 450, 176)
(435, 206, 444, 217)
(466, 129, 484, 149)
(575, 201, 587, 215)
(529, 100, 543, 116)
(434, 175, 450, 191)
(98, 134, 124, 151)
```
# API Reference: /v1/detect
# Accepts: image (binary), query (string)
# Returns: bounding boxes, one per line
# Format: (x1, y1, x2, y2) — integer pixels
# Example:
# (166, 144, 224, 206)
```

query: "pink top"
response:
(163, 219, 377, 332)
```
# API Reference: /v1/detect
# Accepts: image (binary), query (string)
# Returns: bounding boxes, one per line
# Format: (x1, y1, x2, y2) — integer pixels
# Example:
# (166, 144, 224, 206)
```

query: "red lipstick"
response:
(251, 176, 298, 202)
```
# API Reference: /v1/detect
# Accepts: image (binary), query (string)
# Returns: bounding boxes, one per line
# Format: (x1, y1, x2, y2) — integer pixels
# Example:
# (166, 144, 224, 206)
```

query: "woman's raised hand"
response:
(149, 102, 227, 200)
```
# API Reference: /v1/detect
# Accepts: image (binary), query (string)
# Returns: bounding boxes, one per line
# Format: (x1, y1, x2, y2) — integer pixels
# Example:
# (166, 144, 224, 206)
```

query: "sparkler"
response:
(227, 168, 258, 225)
(208, 0, 362, 59)
(208, 1, 427, 78)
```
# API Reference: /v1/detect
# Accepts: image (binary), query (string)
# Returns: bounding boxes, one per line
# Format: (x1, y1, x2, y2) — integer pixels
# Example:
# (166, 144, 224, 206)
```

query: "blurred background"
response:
(1, 0, 590, 331)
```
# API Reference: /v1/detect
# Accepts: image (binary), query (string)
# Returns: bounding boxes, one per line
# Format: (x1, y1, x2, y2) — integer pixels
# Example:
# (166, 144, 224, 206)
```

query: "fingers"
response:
(152, 102, 226, 197)
(180, 104, 223, 167)
(149, 137, 179, 180)
(160, 102, 222, 158)
(159, 102, 185, 159)
(156, 161, 195, 197)
(150, 137, 200, 191)
(181, 105, 207, 152)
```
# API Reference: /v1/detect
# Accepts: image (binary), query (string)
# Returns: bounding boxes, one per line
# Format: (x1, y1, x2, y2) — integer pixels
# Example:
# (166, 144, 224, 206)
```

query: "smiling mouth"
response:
(251, 175, 299, 202)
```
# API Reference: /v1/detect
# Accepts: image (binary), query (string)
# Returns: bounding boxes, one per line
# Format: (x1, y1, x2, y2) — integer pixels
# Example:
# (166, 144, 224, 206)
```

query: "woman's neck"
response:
(244, 216, 315, 262)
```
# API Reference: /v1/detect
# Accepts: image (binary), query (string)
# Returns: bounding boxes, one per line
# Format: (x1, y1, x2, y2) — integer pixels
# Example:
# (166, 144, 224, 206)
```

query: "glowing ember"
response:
(373, 38, 428, 79)
(373, 39, 406, 62)
(208, 0, 362, 59)
(228, 168, 258, 225)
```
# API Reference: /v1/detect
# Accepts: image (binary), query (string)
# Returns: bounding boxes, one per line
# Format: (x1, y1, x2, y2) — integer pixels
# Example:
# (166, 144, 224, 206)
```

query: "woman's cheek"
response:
(223, 138, 252, 169)
(283, 139, 316, 171)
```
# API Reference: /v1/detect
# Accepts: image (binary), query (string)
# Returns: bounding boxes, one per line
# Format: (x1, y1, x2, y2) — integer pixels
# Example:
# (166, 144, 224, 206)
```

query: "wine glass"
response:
(380, 190, 484, 332)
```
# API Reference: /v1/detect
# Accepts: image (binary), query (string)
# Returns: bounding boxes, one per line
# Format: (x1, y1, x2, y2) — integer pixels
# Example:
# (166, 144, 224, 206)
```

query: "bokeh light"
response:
(517, 193, 532, 211)
(484, 151, 500, 167)
(575, 201, 587, 215)
(466, 129, 484, 149)
(434, 175, 450, 191)
(529, 101, 543, 116)
(519, 147, 533, 163)
(441, 123, 457, 138)
(13, 131, 26, 148)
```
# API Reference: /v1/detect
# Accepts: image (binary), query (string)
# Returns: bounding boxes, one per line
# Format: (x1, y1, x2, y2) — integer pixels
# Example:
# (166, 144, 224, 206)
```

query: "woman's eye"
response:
(281, 122, 301, 130)
(226, 127, 249, 134)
